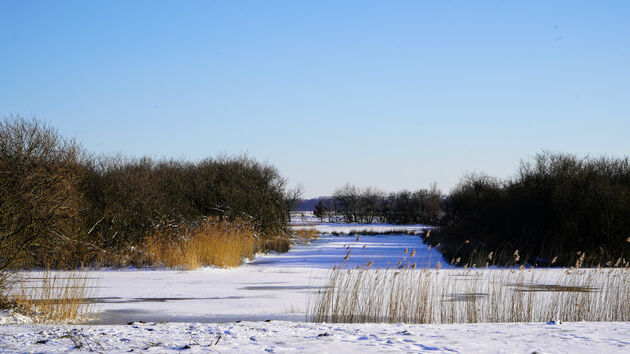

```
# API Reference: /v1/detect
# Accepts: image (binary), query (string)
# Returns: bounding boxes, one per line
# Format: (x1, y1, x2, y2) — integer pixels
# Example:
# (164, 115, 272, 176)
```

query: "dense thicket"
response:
(0, 115, 293, 269)
(317, 183, 442, 224)
(430, 152, 630, 267)
(0, 117, 84, 269)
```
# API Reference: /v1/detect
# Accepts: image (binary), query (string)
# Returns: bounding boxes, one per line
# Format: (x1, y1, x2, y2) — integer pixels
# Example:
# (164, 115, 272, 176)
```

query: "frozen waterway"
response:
(3, 225, 630, 353)
(83, 230, 443, 324)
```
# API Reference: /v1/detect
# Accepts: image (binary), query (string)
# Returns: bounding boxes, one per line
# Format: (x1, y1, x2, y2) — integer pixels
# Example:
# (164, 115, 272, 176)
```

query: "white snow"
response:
(1, 224, 629, 353)
(9, 232, 440, 325)
(1, 320, 629, 353)
(0, 310, 33, 325)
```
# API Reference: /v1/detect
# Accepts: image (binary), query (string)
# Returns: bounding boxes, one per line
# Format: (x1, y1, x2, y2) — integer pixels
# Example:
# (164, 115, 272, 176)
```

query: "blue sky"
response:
(1, 1, 629, 197)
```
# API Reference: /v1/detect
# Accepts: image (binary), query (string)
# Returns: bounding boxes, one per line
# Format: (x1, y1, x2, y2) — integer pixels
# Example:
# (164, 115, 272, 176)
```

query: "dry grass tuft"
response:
(143, 218, 256, 269)
(309, 265, 630, 324)
(257, 237, 292, 253)
(12, 269, 93, 323)
(293, 228, 319, 240)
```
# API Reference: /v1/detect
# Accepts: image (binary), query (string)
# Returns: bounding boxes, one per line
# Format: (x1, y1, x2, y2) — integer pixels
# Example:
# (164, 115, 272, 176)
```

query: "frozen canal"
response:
(85, 227, 442, 324)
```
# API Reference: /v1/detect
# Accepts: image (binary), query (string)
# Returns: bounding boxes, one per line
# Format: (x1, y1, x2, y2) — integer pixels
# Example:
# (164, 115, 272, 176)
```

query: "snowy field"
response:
(1, 224, 629, 353)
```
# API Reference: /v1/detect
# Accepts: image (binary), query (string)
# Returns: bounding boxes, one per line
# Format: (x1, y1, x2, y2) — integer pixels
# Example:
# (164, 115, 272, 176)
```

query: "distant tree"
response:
(359, 187, 385, 223)
(313, 200, 326, 221)
(332, 183, 442, 225)
(284, 185, 303, 222)
(333, 183, 360, 223)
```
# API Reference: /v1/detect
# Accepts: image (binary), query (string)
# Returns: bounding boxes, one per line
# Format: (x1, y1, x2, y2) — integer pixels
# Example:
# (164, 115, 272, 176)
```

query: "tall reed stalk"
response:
(143, 217, 257, 269)
(310, 266, 630, 324)
(13, 269, 93, 323)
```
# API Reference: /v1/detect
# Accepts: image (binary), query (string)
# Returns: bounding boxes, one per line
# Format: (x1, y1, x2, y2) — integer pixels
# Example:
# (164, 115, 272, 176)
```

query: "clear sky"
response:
(1, 1, 629, 198)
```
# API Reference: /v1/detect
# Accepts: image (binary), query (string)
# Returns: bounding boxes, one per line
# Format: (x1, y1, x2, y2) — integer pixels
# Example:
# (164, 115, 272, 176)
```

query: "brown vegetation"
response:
(12, 269, 93, 323)
(0, 116, 85, 270)
(435, 152, 630, 267)
(0, 115, 294, 270)
(293, 228, 319, 240)
(141, 218, 257, 269)
(310, 265, 630, 324)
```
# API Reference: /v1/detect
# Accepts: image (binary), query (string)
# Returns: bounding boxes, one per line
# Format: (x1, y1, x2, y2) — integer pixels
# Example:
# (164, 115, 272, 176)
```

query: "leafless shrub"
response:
(1, 115, 294, 269)
(436, 152, 630, 266)
(0, 115, 85, 270)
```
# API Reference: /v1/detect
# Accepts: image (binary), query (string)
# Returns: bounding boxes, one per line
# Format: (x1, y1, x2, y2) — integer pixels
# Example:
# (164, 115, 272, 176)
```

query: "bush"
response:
(0, 115, 294, 269)
(432, 152, 630, 267)
(0, 116, 86, 270)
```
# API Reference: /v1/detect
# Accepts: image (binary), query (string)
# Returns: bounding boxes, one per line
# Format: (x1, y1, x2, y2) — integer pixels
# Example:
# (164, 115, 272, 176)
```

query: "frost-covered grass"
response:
(310, 266, 630, 324)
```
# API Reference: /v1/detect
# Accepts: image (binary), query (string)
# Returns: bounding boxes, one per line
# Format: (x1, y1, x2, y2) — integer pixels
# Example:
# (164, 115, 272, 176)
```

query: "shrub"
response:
(0, 115, 85, 270)
(0, 115, 294, 269)
(433, 152, 630, 266)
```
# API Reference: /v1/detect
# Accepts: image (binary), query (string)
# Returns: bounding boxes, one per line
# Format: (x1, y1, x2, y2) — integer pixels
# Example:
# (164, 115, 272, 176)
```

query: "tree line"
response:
(428, 152, 630, 267)
(3, 114, 628, 268)
(314, 183, 442, 225)
(316, 152, 630, 267)
(0, 115, 297, 269)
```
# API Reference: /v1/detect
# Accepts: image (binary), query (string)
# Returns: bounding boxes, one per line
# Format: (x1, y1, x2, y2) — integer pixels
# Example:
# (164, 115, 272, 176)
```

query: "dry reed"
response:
(293, 228, 319, 240)
(12, 269, 93, 323)
(142, 218, 257, 269)
(310, 265, 630, 324)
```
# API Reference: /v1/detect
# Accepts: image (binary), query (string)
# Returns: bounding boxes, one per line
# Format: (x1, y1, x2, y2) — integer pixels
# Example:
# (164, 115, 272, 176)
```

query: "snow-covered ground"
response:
(2, 320, 629, 353)
(1, 225, 629, 353)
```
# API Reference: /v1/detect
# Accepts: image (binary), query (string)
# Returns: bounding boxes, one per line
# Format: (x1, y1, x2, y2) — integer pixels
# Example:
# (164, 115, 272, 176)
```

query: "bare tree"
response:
(0, 115, 83, 270)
